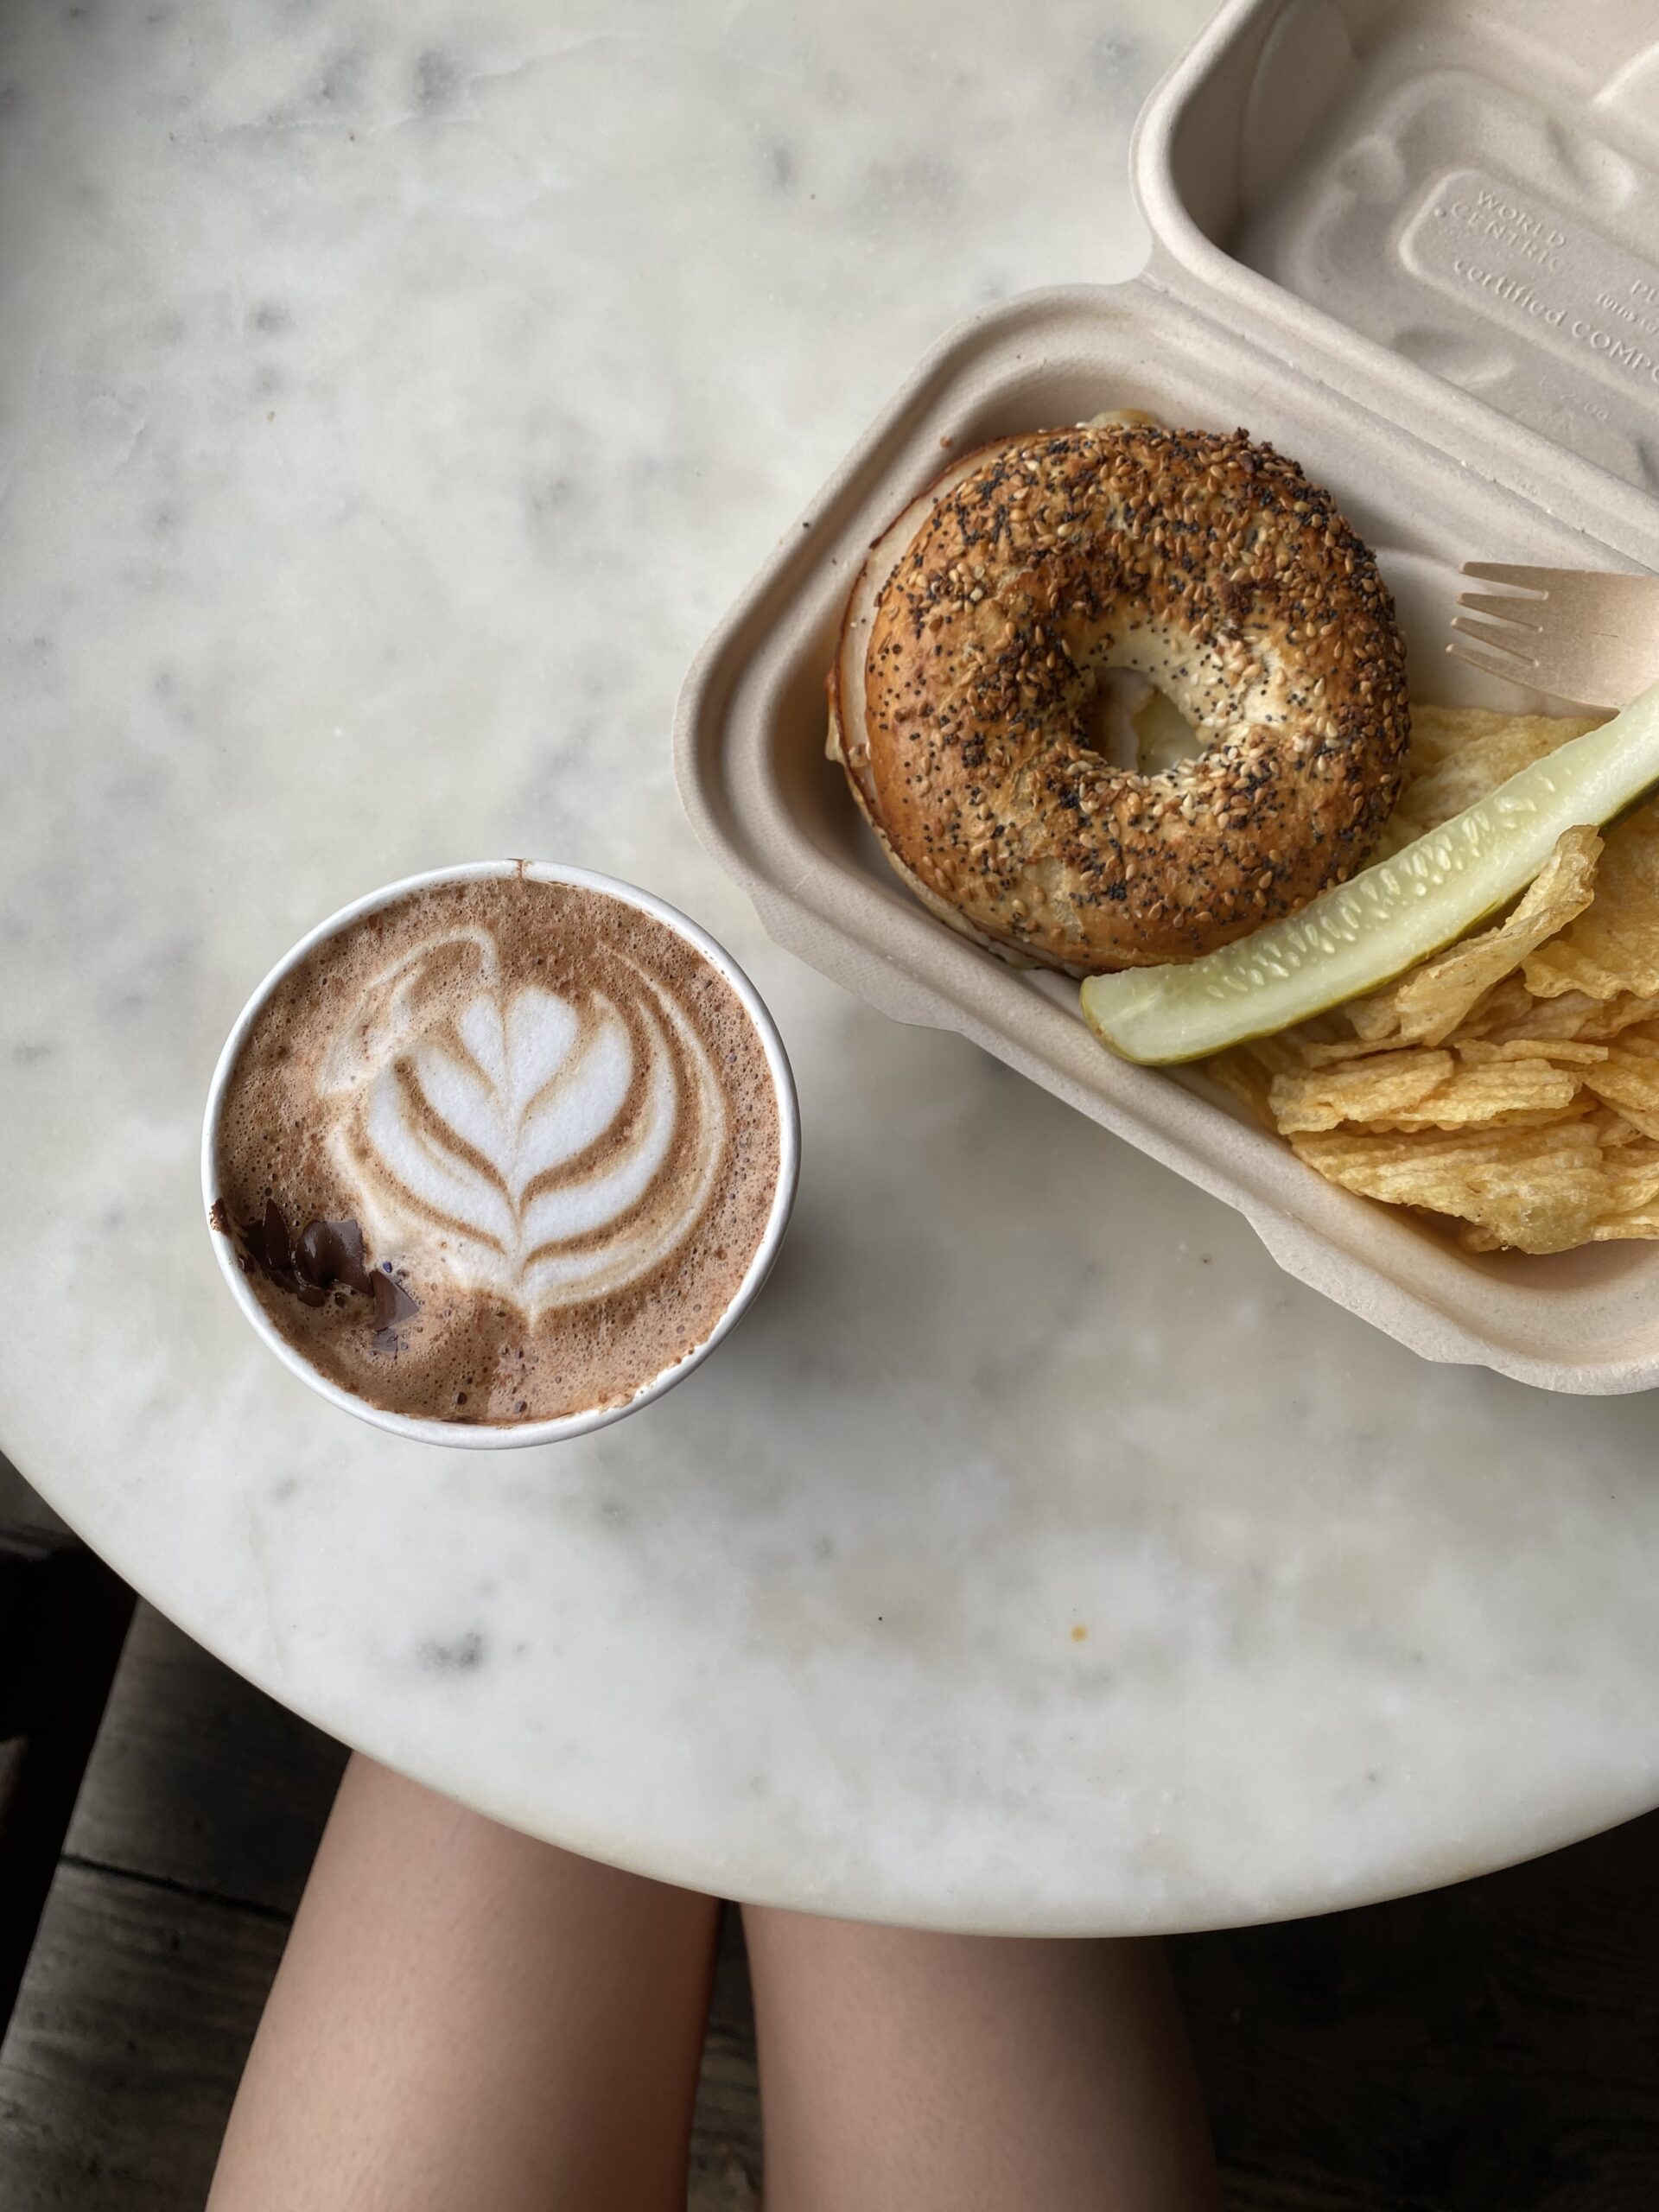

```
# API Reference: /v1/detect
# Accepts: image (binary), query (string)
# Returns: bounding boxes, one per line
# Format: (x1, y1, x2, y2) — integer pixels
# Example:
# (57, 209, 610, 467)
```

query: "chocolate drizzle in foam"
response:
(213, 879, 783, 1426)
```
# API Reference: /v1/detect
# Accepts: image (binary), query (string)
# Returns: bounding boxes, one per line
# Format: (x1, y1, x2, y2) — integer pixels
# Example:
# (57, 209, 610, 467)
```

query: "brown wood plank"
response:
(688, 2147, 763, 2212)
(0, 1859, 287, 2212)
(0, 1531, 136, 2031)
(1172, 1809, 1659, 2212)
(0, 1452, 67, 1538)
(690, 1906, 762, 2209)
(66, 1605, 346, 1916)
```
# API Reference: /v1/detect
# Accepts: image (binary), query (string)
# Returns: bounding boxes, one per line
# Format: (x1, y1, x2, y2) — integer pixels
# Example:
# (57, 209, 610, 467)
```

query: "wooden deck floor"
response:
(3, 1463, 1658, 2209)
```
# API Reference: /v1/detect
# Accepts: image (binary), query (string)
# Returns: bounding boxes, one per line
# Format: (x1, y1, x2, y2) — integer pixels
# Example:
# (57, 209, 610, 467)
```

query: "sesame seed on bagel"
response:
(827, 423, 1410, 975)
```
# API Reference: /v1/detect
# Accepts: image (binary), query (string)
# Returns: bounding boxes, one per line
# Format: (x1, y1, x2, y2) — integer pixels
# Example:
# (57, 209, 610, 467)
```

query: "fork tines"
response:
(1446, 560, 1659, 709)
(1451, 562, 1552, 677)
(1458, 561, 1558, 594)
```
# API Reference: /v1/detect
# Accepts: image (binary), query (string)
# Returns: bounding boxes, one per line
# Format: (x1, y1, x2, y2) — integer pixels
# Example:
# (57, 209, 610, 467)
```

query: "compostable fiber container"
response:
(676, 0, 1659, 1392)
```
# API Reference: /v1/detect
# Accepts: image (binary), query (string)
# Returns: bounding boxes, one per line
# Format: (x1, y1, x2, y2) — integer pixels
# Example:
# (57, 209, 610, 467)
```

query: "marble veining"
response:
(4, 0, 1659, 1934)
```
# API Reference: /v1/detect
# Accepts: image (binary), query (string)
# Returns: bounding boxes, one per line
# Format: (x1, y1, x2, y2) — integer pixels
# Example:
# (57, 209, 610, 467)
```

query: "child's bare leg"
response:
(742, 1907, 1218, 2212)
(208, 1755, 719, 2212)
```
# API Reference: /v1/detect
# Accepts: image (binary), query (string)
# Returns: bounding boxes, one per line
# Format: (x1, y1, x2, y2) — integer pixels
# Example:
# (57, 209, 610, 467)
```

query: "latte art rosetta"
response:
(317, 927, 727, 1318)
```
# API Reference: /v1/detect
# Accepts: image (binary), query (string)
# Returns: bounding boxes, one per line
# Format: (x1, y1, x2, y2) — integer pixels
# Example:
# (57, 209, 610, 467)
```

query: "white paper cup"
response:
(201, 861, 799, 1448)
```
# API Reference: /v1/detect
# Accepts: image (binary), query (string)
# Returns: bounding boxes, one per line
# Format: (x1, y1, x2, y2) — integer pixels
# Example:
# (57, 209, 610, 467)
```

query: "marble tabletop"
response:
(6, 0, 1659, 1936)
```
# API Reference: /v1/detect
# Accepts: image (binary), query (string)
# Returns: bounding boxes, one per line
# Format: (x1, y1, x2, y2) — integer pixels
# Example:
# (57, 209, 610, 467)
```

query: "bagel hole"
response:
(1082, 671, 1203, 775)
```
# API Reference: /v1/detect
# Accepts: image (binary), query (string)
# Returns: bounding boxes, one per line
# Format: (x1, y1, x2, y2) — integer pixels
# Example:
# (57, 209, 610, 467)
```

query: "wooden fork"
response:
(1447, 562, 1659, 709)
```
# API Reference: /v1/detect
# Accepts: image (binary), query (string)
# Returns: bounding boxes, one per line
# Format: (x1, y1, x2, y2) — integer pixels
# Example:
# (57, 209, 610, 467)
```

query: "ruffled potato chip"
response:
(1290, 1122, 1609, 1255)
(1594, 1166, 1659, 1235)
(1599, 1136, 1659, 1211)
(1288, 1034, 1402, 1067)
(1465, 982, 1659, 1047)
(1590, 1133, 1659, 1236)
(1450, 973, 1546, 1039)
(1206, 1046, 1275, 1130)
(1591, 1205, 1659, 1240)
(1589, 1106, 1644, 1147)
(1374, 1060, 1582, 1131)
(1604, 1022, 1659, 1059)
(1205, 1020, 1354, 1123)
(1583, 1049, 1659, 1141)
(1455, 1036, 1608, 1065)
(1378, 1104, 1592, 1135)
(1267, 1050, 1454, 1134)
(1523, 804, 1659, 1001)
(1457, 1221, 1506, 1254)
(1345, 826, 1601, 1046)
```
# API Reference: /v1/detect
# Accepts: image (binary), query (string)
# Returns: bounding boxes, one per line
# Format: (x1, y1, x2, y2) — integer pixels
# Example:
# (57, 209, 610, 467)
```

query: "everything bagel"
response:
(828, 423, 1410, 974)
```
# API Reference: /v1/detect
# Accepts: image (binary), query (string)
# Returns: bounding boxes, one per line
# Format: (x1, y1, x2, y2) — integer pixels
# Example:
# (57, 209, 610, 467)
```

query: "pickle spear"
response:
(1082, 683, 1659, 1065)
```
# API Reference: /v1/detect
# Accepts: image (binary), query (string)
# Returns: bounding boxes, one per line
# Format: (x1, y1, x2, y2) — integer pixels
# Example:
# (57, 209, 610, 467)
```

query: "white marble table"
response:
(5, 0, 1659, 1936)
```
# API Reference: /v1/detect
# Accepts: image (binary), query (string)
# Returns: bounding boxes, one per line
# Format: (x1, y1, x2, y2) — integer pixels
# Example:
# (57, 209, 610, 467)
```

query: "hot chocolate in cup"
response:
(201, 861, 798, 1447)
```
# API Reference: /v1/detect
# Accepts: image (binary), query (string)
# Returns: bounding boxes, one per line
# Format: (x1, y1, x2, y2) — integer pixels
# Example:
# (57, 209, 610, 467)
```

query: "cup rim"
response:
(200, 860, 800, 1449)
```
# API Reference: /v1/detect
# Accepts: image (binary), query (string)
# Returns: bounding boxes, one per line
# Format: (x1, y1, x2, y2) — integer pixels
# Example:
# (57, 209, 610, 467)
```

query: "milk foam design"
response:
(318, 926, 725, 1317)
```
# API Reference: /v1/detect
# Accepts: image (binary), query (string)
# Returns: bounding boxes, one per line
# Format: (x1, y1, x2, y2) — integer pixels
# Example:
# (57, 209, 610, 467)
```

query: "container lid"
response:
(1135, 0, 1659, 512)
